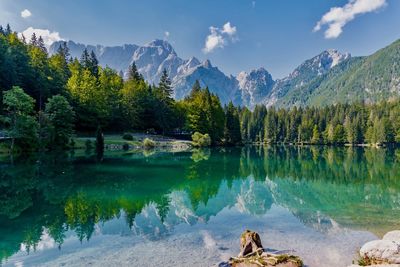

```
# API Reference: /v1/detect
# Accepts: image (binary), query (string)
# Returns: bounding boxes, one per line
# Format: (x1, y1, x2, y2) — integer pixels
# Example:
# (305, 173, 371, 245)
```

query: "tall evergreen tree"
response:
(30, 33, 38, 46)
(189, 80, 201, 99)
(89, 51, 99, 77)
(37, 36, 47, 53)
(158, 69, 173, 98)
(224, 102, 241, 145)
(128, 62, 142, 81)
(5, 24, 12, 36)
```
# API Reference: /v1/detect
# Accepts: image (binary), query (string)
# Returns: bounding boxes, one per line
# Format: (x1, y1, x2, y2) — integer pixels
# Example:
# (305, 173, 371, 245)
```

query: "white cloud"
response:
(314, 0, 387, 39)
(21, 9, 32, 18)
(18, 27, 64, 48)
(164, 31, 170, 38)
(222, 22, 237, 36)
(203, 22, 238, 54)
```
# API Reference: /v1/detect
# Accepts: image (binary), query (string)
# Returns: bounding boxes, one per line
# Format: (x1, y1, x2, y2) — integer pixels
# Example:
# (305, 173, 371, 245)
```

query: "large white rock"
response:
(348, 265, 400, 267)
(384, 231, 400, 242)
(360, 239, 400, 264)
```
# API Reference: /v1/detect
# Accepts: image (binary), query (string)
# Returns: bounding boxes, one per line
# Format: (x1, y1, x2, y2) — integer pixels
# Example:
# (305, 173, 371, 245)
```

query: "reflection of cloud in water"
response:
(20, 229, 56, 252)
(201, 230, 217, 250)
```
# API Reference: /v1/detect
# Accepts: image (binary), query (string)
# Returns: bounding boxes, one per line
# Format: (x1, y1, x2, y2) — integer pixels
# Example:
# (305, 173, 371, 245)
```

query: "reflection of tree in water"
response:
(0, 146, 400, 262)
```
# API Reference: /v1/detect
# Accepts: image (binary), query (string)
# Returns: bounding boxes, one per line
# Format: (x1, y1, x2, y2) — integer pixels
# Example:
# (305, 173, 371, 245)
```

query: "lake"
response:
(1, 146, 399, 267)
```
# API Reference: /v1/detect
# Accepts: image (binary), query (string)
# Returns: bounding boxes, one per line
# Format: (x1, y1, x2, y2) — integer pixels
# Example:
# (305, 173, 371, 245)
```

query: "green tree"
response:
(311, 125, 321, 144)
(2, 86, 39, 151)
(224, 102, 241, 145)
(154, 69, 174, 134)
(127, 62, 142, 81)
(44, 95, 75, 149)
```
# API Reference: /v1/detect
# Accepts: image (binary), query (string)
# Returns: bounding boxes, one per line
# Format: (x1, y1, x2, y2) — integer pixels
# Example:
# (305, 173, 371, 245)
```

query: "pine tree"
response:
(224, 102, 241, 145)
(311, 125, 320, 144)
(37, 36, 47, 53)
(128, 62, 141, 81)
(57, 42, 70, 60)
(158, 69, 173, 98)
(90, 50, 99, 77)
(30, 33, 38, 46)
(5, 24, 12, 36)
(80, 48, 90, 68)
(189, 80, 201, 98)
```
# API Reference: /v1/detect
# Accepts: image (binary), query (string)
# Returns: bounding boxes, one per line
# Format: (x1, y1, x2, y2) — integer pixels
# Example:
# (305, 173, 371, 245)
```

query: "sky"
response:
(1, 0, 399, 78)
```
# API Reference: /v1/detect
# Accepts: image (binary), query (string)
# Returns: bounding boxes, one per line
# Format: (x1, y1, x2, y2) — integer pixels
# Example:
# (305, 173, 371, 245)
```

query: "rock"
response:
(348, 265, 400, 267)
(360, 239, 400, 264)
(221, 230, 303, 267)
(384, 231, 400, 242)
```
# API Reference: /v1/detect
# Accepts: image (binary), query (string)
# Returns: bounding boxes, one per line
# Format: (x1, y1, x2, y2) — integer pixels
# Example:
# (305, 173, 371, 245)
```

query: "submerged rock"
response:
(351, 230, 400, 266)
(219, 230, 303, 267)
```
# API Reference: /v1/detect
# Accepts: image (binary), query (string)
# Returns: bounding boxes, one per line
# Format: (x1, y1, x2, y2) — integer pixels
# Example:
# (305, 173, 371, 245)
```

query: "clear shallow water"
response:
(1, 146, 400, 267)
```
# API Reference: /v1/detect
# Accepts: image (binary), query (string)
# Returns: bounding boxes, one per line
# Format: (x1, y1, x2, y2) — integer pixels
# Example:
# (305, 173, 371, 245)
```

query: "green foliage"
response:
(122, 133, 134, 141)
(2, 86, 39, 151)
(246, 100, 400, 145)
(277, 40, 400, 107)
(311, 125, 321, 144)
(224, 102, 241, 145)
(143, 138, 156, 148)
(182, 84, 225, 144)
(1, 23, 399, 152)
(44, 95, 75, 149)
(191, 132, 211, 147)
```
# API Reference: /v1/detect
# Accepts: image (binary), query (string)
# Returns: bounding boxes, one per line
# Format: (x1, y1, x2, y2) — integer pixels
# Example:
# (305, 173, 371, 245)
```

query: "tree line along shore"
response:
(0, 24, 399, 154)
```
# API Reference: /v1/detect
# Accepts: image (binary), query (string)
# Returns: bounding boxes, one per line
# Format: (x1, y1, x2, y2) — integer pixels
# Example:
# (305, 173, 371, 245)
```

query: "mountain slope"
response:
(50, 38, 400, 108)
(50, 40, 244, 104)
(264, 50, 351, 107)
(274, 39, 400, 107)
(237, 68, 275, 109)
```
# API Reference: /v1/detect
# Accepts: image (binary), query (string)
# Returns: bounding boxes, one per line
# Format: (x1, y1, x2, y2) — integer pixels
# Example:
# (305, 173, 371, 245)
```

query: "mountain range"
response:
(49, 38, 400, 108)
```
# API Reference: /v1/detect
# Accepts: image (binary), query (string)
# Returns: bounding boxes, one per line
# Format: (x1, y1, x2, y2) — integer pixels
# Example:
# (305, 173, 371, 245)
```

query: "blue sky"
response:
(1, 0, 399, 78)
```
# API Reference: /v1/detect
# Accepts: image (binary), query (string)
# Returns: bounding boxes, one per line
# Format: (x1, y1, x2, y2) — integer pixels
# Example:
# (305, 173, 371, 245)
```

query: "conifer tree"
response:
(5, 24, 12, 36)
(224, 102, 241, 145)
(189, 80, 201, 98)
(37, 36, 47, 53)
(158, 69, 173, 98)
(90, 50, 99, 77)
(128, 62, 141, 81)
(30, 33, 38, 46)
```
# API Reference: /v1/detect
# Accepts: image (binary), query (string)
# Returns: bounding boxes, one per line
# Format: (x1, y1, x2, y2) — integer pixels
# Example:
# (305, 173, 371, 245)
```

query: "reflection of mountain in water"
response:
(1, 147, 400, 262)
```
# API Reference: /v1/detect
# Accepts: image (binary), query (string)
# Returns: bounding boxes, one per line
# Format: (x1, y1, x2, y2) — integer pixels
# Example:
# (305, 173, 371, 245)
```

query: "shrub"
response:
(122, 133, 134, 141)
(192, 132, 211, 147)
(122, 143, 130, 150)
(143, 138, 156, 149)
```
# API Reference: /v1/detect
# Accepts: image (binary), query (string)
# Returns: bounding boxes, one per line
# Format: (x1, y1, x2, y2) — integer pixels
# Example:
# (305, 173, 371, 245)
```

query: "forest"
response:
(0, 24, 399, 152)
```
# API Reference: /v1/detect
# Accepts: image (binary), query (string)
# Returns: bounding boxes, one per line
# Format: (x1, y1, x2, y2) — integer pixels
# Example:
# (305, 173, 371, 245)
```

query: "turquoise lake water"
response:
(1, 146, 399, 267)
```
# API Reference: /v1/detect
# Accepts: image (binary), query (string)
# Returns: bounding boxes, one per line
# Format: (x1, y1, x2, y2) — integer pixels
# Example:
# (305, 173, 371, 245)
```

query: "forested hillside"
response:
(275, 39, 400, 107)
(0, 24, 399, 152)
(0, 25, 242, 151)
